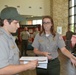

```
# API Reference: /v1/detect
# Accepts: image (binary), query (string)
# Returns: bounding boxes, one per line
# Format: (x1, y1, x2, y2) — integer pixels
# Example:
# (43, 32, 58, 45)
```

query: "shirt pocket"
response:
(9, 49, 15, 60)
(50, 41, 58, 50)
(39, 40, 46, 51)
(8, 45, 19, 64)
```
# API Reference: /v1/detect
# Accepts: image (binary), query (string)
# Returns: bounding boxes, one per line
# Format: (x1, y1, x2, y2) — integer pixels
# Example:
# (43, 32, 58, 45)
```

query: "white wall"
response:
(0, 0, 51, 16)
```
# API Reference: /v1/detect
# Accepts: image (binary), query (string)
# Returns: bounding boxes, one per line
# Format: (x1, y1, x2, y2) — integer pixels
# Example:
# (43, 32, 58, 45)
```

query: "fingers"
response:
(71, 62, 76, 67)
(48, 54, 51, 56)
(20, 60, 24, 64)
(30, 60, 38, 69)
(71, 55, 76, 67)
(34, 60, 38, 66)
(46, 54, 52, 60)
(72, 55, 76, 59)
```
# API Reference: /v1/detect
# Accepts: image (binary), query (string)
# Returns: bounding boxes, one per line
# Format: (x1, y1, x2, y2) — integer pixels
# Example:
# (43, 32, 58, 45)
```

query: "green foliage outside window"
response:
(70, 24, 74, 32)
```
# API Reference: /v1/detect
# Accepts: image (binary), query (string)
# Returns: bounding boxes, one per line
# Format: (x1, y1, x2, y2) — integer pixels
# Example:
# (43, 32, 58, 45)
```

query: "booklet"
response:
(20, 56, 48, 69)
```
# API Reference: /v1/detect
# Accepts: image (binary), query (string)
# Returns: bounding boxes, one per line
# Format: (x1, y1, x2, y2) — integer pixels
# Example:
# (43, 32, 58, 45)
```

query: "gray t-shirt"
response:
(0, 28, 19, 75)
(32, 33, 65, 59)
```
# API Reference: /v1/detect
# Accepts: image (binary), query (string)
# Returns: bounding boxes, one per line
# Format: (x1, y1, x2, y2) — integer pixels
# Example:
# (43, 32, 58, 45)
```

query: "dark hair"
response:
(0, 18, 3, 26)
(0, 18, 13, 26)
(39, 16, 56, 37)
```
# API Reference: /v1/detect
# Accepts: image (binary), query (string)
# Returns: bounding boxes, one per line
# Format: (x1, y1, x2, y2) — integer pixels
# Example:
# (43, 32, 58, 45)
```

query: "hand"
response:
(27, 60, 38, 70)
(46, 54, 52, 60)
(43, 52, 52, 60)
(20, 60, 24, 64)
(70, 55, 76, 67)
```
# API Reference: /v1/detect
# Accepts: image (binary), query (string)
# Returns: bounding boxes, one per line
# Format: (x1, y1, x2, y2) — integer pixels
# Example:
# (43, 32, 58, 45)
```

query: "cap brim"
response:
(14, 15, 26, 21)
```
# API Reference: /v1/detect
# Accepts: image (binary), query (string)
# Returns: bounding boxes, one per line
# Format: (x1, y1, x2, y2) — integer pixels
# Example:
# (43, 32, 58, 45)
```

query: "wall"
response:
(52, 0, 68, 36)
(0, 0, 51, 16)
(0, 0, 68, 35)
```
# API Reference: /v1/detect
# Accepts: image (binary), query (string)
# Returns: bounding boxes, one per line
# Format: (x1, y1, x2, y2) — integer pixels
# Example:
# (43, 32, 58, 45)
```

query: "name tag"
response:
(38, 40, 43, 42)
(12, 45, 16, 49)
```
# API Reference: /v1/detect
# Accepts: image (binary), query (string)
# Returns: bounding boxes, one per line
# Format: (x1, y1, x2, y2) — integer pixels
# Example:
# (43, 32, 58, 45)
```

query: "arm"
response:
(34, 48, 46, 56)
(32, 34, 52, 59)
(60, 47, 73, 58)
(34, 48, 52, 59)
(0, 60, 38, 75)
(60, 47, 76, 66)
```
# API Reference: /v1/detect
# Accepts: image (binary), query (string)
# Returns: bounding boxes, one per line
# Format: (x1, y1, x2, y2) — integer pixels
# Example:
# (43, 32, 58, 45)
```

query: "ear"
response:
(3, 19, 9, 25)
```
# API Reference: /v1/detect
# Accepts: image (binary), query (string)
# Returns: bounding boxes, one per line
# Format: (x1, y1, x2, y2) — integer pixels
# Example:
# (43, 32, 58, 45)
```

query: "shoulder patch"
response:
(59, 36, 63, 40)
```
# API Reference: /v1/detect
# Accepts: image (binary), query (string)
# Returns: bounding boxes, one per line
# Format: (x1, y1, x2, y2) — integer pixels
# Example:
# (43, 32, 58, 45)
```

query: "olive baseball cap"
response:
(0, 7, 25, 21)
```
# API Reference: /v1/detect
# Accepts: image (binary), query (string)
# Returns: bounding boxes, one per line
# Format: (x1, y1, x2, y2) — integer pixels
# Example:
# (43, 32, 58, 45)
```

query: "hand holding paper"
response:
(20, 57, 48, 69)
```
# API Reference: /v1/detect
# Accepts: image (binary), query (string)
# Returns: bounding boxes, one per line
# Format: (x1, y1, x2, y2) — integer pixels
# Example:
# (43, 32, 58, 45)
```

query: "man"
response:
(66, 27, 74, 50)
(0, 7, 38, 75)
(33, 27, 39, 38)
(20, 27, 30, 56)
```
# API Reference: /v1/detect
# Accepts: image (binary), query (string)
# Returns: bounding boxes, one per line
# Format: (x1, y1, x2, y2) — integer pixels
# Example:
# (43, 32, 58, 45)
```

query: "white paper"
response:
(20, 56, 48, 69)
(37, 63, 47, 69)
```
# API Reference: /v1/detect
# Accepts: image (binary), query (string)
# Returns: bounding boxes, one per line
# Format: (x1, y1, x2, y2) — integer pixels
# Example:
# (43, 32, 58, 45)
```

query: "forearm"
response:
(34, 48, 49, 56)
(61, 47, 73, 59)
(0, 64, 31, 75)
(34, 49, 45, 56)
(34, 48, 52, 60)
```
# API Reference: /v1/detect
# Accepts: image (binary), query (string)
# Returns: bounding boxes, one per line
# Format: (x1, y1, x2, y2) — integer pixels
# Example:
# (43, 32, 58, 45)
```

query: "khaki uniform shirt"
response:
(0, 28, 19, 75)
(33, 31, 39, 37)
(32, 33, 65, 59)
(20, 31, 30, 40)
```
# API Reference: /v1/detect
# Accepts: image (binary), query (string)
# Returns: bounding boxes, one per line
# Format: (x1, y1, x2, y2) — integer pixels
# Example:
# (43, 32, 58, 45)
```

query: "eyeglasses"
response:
(43, 22, 51, 24)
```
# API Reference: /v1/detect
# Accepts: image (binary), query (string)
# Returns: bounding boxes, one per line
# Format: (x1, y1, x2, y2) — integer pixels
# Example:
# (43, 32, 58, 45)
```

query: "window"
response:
(33, 20, 42, 25)
(27, 19, 42, 25)
(26, 20, 32, 25)
(69, 0, 76, 32)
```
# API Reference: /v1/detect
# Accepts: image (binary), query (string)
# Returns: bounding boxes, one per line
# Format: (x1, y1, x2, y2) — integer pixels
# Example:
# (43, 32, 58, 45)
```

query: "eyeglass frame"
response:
(42, 22, 51, 25)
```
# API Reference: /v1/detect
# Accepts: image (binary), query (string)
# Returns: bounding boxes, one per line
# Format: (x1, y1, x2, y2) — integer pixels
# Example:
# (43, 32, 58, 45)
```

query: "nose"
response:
(17, 23, 20, 28)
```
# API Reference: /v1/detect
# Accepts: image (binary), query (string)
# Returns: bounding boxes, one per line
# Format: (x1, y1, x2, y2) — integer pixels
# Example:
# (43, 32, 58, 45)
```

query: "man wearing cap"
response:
(0, 7, 38, 75)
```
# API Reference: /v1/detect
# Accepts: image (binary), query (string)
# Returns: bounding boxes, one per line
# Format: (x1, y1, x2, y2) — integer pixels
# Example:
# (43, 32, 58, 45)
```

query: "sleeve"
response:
(27, 31, 30, 37)
(32, 34, 39, 49)
(0, 37, 9, 68)
(57, 34, 66, 49)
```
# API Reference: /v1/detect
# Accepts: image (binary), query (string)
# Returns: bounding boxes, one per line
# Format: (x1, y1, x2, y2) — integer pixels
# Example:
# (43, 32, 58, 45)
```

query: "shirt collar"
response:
(0, 27, 13, 39)
(41, 32, 53, 37)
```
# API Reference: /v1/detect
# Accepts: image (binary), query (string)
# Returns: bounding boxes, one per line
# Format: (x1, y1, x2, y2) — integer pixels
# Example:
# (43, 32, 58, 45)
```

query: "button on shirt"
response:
(0, 28, 19, 69)
(32, 33, 65, 59)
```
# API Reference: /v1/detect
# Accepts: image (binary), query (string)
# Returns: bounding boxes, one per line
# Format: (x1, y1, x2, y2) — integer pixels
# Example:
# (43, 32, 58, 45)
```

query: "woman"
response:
(32, 16, 76, 75)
